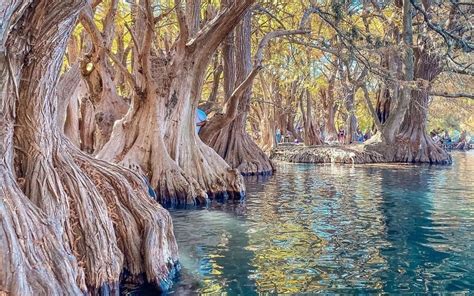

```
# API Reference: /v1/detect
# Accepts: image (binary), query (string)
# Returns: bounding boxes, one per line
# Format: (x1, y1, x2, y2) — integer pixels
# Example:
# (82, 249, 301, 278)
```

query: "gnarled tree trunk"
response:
(365, 1, 450, 164)
(98, 0, 254, 206)
(199, 11, 275, 176)
(1, 1, 178, 294)
(302, 89, 324, 146)
(321, 83, 338, 142)
(80, 1, 129, 154)
(393, 48, 451, 164)
(57, 63, 83, 146)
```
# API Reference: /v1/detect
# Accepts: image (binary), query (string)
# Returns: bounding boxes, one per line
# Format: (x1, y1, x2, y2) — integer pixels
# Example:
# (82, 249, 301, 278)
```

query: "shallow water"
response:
(129, 152, 474, 295)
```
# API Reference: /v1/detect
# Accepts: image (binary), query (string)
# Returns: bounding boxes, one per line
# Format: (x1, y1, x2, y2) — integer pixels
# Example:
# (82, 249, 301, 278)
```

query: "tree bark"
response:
(57, 63, 83, 146)
(1, 1, 179, 294)
(80, 1, 129, 154)
(98, 0, 255, 206)
(344, 91, 358, 144)
(321, 79, 338, 142)
(1, 6, 84, 290)
(257, 74, 277, 151)
(199, 10, 276, 176)
(303, 89, 324, 146)
(393, 47, 451, 164)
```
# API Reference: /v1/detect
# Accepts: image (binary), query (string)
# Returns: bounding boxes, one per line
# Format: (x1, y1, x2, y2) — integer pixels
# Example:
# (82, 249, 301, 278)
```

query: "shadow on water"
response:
(122, 152, 474, 295)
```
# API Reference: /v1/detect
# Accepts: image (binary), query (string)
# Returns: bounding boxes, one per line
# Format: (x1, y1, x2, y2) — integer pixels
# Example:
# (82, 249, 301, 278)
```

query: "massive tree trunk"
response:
(365, 0, 450, 164)
(98, 0, 255, 206)
(57, 63, 83, 146)
(302, 89, 324, 146)
(1, 11, 83, 291)
(1, 1, 178, 294)
(393, 48, 451, 164)
(321, 84, 338, 142)
(344, 92, 357, 144)
(200, 11, 275, 176)
(80, 1, 129, 154)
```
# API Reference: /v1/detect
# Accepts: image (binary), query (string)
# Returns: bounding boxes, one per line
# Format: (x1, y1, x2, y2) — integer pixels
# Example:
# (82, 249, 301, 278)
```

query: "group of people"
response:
(431, 129, 472, 150)
(337, 128, 372, 144)
(275, 128, 297, 144)
(275, 126, 373, 145)
(273, 123, 473, 150)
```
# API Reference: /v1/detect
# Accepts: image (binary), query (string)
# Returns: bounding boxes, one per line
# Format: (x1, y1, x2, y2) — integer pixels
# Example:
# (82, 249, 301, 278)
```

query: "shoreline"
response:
(270, 144, 385, 164)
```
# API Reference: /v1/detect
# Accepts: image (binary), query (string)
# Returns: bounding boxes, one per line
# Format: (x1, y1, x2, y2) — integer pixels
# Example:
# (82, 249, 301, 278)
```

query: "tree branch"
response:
(362, 85, 383, 131)
(430, 92, 474, 99)
(410, 0, 473, 52)
(105, 48, 140, 93)
(187, 0, 255, 54)
(175, 0, 189, 47)
(255, 30, 310, 67)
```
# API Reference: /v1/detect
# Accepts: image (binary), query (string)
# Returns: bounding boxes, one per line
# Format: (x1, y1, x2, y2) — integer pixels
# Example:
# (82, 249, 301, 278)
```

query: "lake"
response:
(128, 151, 474, 295)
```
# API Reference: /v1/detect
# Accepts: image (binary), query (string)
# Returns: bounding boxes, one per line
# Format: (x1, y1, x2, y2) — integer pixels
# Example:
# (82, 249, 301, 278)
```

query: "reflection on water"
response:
(130, 152, 474, 295)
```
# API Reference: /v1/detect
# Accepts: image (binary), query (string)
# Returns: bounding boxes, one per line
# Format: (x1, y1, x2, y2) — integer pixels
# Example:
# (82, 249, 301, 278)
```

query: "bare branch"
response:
(255, 30, 310, 67)
(175, 0, 189, 47)
(430, 92, 474, 99)
(187, 0, 255, 54)
(362, 85, 383, 131)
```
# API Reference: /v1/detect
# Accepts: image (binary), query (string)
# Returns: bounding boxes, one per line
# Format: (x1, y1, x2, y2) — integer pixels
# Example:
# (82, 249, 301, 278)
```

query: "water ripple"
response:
(133, 152, 474, 295)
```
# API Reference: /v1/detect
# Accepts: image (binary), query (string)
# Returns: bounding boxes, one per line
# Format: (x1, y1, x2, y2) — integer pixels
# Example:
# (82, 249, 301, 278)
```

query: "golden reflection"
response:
(245, 163, 388, 293)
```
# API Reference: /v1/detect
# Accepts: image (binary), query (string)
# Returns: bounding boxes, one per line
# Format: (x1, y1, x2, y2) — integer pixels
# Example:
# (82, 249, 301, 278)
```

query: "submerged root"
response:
(15, 136, 179, 293)
(66, 143, 179, 288)
(231, 134, 275, 176)
(150, 155, 208, 208)
(98, 112, 225, 207)
(101, 133, 209, 207)
(183, 141, 246, 201)
(392, 132, 452, 164)
(205, 128, 275, 176)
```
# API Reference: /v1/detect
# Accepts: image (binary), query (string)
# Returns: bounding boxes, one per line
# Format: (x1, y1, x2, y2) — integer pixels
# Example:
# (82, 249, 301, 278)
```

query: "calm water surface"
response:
(135, 152, 474, 295)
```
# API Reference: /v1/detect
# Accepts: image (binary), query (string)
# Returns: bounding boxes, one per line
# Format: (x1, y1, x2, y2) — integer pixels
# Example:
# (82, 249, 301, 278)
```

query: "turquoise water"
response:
(130, 152, 474, 295)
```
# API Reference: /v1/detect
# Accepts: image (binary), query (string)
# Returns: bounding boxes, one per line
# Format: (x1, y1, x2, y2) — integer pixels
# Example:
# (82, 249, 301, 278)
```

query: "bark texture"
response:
(80, 1, 129, 154)
(320, 73, 338, 142)
(392, 48, 451, 164)
(302, 89, 324, 146)
(199, 11, 275, 176)
(1, 1, 178, 294)
(98, 0, 255, 206)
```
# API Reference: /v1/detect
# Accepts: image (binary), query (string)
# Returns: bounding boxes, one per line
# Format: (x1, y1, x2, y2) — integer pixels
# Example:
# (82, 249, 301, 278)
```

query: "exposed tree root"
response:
(70, 145, 180, 285)
(2, 0, 179, 293)
(98, 104, 210, 207)
(365, 132, 452, 165)
(0, 168, 84, 295)
(0, 122, 85, 296)
(181, 139, 246, 200)
(15, 136, 180, 292)
(204, 124, 275, 176)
